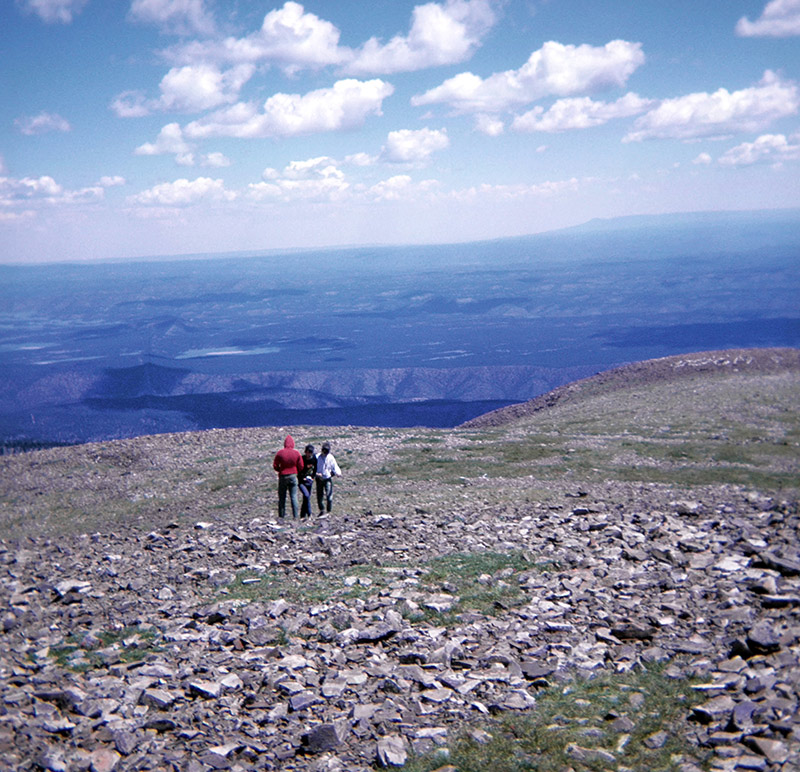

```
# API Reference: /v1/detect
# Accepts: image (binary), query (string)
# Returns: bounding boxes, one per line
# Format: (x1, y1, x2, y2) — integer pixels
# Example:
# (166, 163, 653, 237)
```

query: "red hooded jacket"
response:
(272, 435, 304, 476)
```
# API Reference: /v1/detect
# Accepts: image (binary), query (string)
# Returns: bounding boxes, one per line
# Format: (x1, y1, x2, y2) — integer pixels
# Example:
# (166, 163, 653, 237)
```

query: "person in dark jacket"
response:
(299, 444, 317, 518)
(272, 435, 304, 518)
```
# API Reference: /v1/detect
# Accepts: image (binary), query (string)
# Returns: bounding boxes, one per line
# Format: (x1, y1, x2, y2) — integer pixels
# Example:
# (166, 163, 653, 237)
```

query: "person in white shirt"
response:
(315, 441, 342, 515)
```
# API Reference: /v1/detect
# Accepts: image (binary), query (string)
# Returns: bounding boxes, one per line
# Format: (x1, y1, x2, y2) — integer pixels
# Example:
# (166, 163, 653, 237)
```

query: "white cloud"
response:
(367, 175, 414, 200)
(736, 0, 800, 37)
(200, 152, 231, 168)
(128, 177, 236, 206)
(624, 71, 799, 142)
(17, 176, 63, 196)
(381, 127, 450, 163)
(112, 64, 254, 117)
(157, 63, 255, 112)
(692, 152, 712, 165)
(15, 111, 71, 135)
(129, 0, 215, 36)
(412, 39, 645, 114)
(0, 210, 36, 223)
(18, 0, 87, 24)
(345, 0, 496, 75)
(167, 1, 495, 76)
(345, 152, 378, 166)
(167, 1, 347, 72)
(110, 91, 151, 118)
(135, 136, 228, 167)
(249, 157, 350, 202)
(98, 175, 126, 187)
(474, 114, 504, 136)
(513, 92, 652, 132)
(135, 123, 192, 155)
(448, 177, 582, 202)
(718, 133, 800, 165)
(184, 78, 394, 139)
(0, 174, 104, 211)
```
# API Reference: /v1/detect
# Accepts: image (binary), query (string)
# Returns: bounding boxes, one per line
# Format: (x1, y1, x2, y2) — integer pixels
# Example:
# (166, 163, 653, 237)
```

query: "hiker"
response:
(315, 441, 342, 515)
(272, 435, 304, 519)
(299, 444, 317, 518)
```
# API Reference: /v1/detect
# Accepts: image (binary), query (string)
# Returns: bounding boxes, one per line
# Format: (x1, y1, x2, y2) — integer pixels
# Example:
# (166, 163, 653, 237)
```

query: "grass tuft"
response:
(400, 664, 709, 772)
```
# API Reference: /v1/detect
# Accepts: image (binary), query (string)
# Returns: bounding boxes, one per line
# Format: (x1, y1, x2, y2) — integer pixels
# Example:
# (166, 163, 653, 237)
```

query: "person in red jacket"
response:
(272, 435, 304, 519)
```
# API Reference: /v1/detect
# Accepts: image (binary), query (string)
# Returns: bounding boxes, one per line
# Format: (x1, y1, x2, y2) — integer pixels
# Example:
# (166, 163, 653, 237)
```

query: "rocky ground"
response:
(1, 480, 799, 771)
(1, 349, 799, 772)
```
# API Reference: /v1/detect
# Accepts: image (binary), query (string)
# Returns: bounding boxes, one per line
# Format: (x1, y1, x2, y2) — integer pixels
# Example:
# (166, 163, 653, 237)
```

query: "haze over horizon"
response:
(2, 0, 800, 264)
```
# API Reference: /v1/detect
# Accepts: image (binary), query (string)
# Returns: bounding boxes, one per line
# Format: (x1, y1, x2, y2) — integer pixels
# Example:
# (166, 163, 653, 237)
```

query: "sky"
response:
(1, 0, 799, 263)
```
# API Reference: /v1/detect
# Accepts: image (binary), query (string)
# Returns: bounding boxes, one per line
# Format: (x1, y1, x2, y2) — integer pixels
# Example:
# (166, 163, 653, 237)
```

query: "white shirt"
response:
(316, 452, 341, 479)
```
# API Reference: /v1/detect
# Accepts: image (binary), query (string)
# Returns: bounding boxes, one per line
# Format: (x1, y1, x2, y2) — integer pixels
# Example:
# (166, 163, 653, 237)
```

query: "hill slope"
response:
(461, 347, 800, 428)
(0, 348, 798, 771)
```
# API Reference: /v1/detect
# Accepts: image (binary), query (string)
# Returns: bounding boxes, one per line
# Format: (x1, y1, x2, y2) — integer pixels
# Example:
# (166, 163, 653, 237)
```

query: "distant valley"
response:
(1, 209, 799, 446)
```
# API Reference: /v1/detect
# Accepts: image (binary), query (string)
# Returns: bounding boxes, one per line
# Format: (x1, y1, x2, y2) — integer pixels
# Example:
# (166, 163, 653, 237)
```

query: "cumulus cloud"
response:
(367, 174, 414, 200)
(15, 175, 63, 196)
(129, 0, 215, 36)
(345, 151, 378, 166)
(112, 64, 254, 117)
(512, 92, 652, 132)
(17, 0, 87, 24)
(158, 63, 255, 112)
(412, 39, 645, 114)
(15, 111, 71, 135)
(110, 91, 151, 119)
(249, 157, 350, 202)
(736, 0, 800, 37)
(200, 152, 231, 168)
(381, 128, 450, 163)
(128, 177, 236, 206)
(474, 114, 504, 135)
(692, 152, 712, 165)
(718, 133, 800, 165)
(624, 71, 799, 142)
(167, 1, 494, 76)
(135, 123, 192, 155)
(0, 174, 104, 211)
(98, 175, 126, 187)
(184, 78, 394, 139)
(167, 1, 348, 72)
(345, 0, 496, 75)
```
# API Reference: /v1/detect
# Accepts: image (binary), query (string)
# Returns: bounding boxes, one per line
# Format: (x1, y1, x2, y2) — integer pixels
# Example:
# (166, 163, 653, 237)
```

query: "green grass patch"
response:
(410, 551, 539, 621)
(222, 551, 545, 627)
(49, 626, 160, 672)
(223, 564, 395, 605)
(205, 468, 247, 492)
(611, 464, 799, 490)
(401, 663, 708, 772)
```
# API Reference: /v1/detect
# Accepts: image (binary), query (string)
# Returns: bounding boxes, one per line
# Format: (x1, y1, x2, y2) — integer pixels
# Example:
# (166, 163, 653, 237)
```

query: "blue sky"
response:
(2, 0, 799, 263)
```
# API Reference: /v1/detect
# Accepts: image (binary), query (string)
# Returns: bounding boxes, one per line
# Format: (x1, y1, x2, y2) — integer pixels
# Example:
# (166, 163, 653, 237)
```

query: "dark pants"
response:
(278, 474, 299, 518)
(316, 476, 333, 513)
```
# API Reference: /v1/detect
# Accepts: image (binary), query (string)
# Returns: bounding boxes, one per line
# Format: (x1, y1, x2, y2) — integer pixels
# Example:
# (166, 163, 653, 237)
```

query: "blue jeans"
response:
(278, 474, 299, 518)
(299, 478, 314, 517)
(316, 477, 333, 513)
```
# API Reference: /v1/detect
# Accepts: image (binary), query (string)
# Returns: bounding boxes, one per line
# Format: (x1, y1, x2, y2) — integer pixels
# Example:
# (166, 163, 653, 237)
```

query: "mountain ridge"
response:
(461, 347, 800, 428)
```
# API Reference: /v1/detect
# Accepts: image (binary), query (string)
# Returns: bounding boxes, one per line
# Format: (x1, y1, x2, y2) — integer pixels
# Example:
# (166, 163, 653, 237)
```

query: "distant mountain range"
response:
(1, 209, 799, 447)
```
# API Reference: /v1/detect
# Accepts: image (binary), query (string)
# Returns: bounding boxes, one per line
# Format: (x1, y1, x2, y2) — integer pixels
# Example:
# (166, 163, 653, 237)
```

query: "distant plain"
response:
(1, 209, 798, 446)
